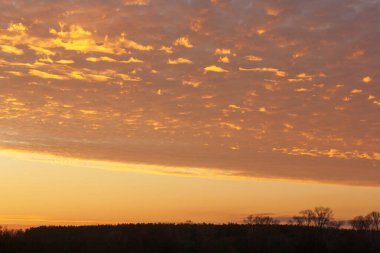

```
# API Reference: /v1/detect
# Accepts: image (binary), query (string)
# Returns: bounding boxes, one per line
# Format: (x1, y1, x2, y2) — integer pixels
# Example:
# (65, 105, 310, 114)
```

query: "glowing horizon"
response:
(1, 150, 380, 229)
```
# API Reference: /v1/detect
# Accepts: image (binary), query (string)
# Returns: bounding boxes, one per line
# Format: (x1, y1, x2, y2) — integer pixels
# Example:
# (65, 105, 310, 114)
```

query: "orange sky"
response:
(0, 0, 379, 227)
(1, 150, 380, 228)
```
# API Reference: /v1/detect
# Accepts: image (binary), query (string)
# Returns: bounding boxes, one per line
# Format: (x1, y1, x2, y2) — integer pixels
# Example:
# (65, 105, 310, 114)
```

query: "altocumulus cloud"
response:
(0, 0, 379, 186)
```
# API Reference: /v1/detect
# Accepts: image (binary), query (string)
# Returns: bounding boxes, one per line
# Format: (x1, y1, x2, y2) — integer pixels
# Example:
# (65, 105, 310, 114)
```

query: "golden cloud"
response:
(218, 56, 230, 63)
(0, 1, 379, 186)
(0, 45, 24, 55)
(239, 67, 286, 77)
(215, 48, 231, 55)
(362, 76, 372, 83)
(204, 65, 228, 73)
(123, 0, 149, 5)
(29, 69, 67, 80)
(168, 58, 193, 64)
(173, 36, 193, 48)
(245, 55, 263, 61)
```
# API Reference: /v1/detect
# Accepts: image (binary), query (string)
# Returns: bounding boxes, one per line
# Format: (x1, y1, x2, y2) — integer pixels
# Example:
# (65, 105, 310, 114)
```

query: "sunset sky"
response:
(0, 0, 379, 227)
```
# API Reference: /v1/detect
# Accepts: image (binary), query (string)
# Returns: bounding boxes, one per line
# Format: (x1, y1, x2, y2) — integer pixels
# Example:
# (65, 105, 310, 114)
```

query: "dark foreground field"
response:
(1, 224, 380, 253)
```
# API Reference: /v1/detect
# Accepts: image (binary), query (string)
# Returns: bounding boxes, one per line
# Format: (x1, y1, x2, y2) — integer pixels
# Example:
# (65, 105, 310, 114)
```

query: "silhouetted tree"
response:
(351, 211, 380, 232)
(350, 215, 372, 231)
(313, 206, 334, 229)
(243, 215, 255, 225)
(292, 207, 335, 229)
(243, 215, 278, 225)
(292, 216, 304, 226)
(367, 211, 380, 231)
(328, 220, 344, 229)
(293, 209, 315, 226)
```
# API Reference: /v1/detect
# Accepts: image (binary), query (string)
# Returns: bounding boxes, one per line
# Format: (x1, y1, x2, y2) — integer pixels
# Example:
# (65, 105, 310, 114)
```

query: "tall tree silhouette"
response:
(313, 206, 334, 229)
(351, 211, 380, 231)
(293, 209, 315, 226)
(293, 207, 337, 229)
(367, 211, 380, 231)
(350, 215, 372, 231)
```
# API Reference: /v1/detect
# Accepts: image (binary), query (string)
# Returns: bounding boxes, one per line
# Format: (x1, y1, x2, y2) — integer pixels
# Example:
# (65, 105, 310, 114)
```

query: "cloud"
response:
(159, 46, 173, 54)
(215, 48, 231, 55)
(245, 55, 263, 62)
(362, 76, 372, 83)
(239, 67, 286, 77)
(218, 56, 230, 63)
(351, 89, 363, 94)
(173, 36, 193, 48)
(220, 122, 242, 131)
(28, 45, 56, 56)
(182, 80, 201, 88)
(5, 71, 24, 77)
(49, 25, 119, 54)
(86, 56, 143, 64)
(29, 69, 67, 80)
(0, 45, 24, 55)
(117, 73, 141, 81)
(204, 65, 229, 73)
(0, 0, 379, 187)
(56, 59, 74, 64)
(123, 0, 149, 6)
(168, 58, 193, 64)
(119, 33, 154, 51)
(7, 23, 28, 33)
(265, 7, 282, 16)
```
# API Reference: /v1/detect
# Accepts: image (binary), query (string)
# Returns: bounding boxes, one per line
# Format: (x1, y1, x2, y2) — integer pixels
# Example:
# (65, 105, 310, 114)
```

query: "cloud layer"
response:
(0, 0, 379, 185)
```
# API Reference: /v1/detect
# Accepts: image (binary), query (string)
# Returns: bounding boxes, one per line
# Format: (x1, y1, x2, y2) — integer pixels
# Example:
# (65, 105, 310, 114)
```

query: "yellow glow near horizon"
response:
(1, 149, 380, 228)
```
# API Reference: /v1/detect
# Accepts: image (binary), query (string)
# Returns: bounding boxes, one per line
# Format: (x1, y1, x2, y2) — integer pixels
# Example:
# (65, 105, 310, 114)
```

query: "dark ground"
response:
(1, 224, 380, 253)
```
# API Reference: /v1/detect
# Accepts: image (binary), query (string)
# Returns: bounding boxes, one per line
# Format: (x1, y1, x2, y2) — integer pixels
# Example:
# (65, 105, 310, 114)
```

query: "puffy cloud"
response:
(173, 36, 193, 48)
(182, 80, 201, 88)
(123, 0, 149, 6)
(167, 58, 193, 64)
(159, 46, 173, 54)
(0, 45, 24, 55)
(29, 69, 67, 80)
(239, 67, 286, 77)
(218, 56, 230, 63)
(28, 45, 56, 56)
(214, 48, 231, 55)
(56, 59, 74, 64)
(204, 65, 228, 73)
(49, 25, 118, 54)
(351, 89, 363, 94)
(362, 76, 372, 83)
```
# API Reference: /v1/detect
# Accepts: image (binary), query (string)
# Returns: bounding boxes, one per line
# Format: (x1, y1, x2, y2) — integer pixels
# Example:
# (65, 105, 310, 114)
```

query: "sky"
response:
(0, 0, 379, 227)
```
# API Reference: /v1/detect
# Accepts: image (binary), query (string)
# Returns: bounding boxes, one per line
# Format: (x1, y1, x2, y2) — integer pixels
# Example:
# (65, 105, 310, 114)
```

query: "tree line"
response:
(243, 206, 380, 231)
(0, 207, 379, 253)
